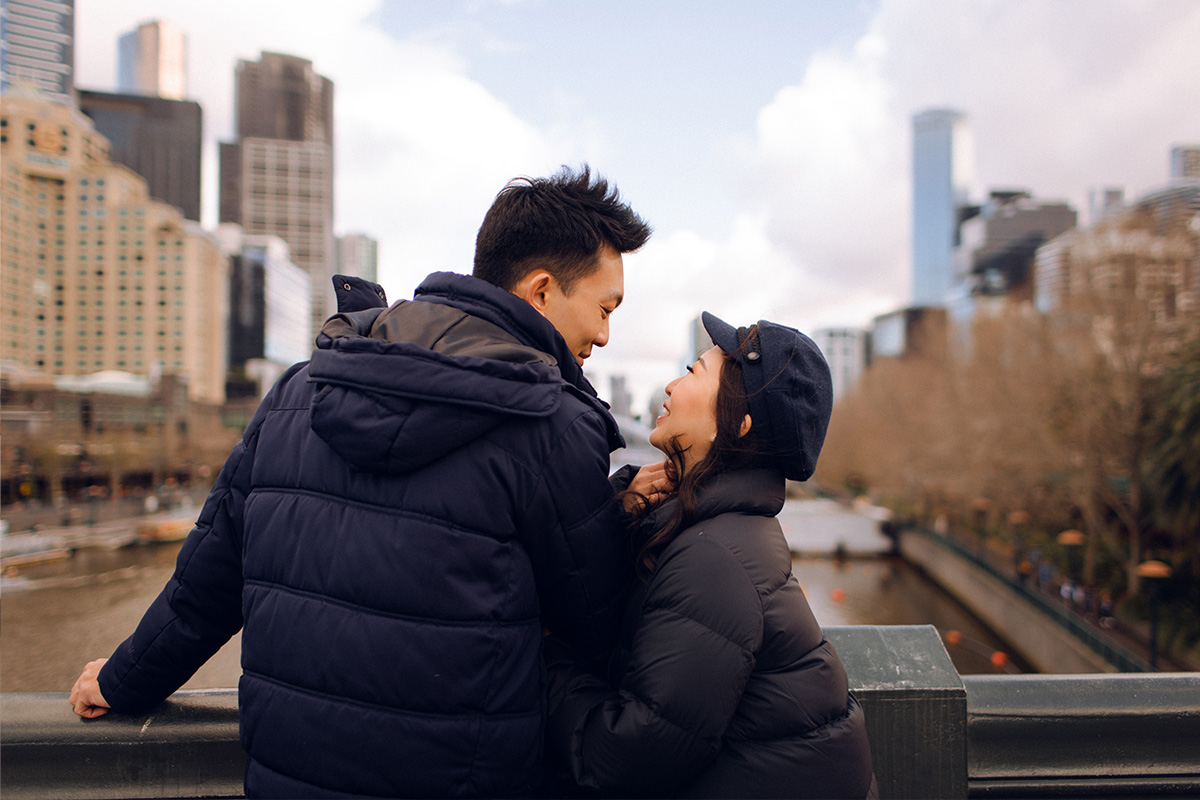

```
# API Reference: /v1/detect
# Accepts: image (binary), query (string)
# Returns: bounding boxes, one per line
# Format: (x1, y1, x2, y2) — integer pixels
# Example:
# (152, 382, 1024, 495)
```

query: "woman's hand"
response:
(624, 461, 672, 513)
(69, 658, 112, 718)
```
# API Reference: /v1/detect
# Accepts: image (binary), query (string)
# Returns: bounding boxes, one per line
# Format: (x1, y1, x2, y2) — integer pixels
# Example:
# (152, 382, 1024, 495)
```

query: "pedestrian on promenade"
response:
(542, 312, 878, 798)
(69, 166, 652, 799)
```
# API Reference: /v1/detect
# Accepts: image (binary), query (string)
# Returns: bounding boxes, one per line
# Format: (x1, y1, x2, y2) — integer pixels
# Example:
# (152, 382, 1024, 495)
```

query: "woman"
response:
(543, 312, 877, 799)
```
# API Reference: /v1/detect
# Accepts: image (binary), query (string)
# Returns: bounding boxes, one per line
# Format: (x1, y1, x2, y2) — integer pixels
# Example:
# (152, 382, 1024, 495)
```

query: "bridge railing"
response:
(3, 626, 1198, 800)
(964, 671, 1200, 798)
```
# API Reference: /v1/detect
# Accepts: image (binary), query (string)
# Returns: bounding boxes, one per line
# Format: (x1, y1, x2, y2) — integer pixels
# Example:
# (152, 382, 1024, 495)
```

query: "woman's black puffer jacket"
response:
(545, 467, 876, 798)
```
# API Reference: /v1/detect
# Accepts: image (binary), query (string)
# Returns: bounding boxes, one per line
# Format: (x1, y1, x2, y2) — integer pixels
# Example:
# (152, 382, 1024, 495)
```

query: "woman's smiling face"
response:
(649, 345, 723, 466)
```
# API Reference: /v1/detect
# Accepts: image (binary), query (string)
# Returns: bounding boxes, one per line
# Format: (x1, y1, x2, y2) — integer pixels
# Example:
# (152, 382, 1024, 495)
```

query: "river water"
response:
(0, 500, 1024, 693)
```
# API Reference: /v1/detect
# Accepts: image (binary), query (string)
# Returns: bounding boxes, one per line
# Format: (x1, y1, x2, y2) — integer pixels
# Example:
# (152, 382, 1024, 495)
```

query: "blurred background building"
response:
(77, 19, 200, 221)
(948, 189, 1077, 324)
(116, 19, 185, 99)
(218, 52, 335, 340)
(0, 0, 75, 105)
(336, 233, 378, 284)
(77, 90, 202, 221)
(870, 306, 947, 362)
(812, 328, 870, 403)
(911, 108, 975, 308)
(1, 88, 228, 404)
(1034, 181, 1200, 325)
(218, 225, 312, 401)
(1170, 144, 1200, 182)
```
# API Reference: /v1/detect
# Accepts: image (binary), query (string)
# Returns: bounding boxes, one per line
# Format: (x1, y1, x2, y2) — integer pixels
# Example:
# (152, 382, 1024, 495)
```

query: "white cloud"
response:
(873, 0, 1200, 212)
(330, 24, 566, 293)
(597, 17, 909, 381)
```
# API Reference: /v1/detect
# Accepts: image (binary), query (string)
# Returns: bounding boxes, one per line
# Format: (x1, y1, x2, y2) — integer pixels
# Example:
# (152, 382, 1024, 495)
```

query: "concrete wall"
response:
(899, 530, 1113, 674)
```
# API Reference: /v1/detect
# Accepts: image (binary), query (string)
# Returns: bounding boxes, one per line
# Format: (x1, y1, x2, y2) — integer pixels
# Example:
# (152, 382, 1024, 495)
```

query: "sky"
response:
(73, 0, 1200, 415)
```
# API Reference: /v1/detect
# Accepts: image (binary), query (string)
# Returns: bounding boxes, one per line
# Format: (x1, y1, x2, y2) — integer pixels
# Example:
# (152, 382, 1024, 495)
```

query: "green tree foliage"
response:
(1143, 337, 1200, 564)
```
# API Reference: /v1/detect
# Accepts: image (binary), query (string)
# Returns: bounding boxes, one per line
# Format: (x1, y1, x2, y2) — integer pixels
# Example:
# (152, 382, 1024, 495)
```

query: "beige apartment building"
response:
(1, 87, 228, 404)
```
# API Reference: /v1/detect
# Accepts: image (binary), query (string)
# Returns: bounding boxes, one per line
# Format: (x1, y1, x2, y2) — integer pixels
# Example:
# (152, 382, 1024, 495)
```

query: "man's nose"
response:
(593, 317, 610, 348)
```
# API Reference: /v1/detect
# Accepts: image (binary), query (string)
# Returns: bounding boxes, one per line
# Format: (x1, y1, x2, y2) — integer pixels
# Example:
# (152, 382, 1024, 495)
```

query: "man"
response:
(69, 166, 652, 798)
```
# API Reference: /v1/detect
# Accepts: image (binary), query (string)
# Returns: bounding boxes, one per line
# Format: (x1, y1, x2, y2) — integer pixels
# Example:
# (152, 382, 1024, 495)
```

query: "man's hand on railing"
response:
(69, 658, 112, 718)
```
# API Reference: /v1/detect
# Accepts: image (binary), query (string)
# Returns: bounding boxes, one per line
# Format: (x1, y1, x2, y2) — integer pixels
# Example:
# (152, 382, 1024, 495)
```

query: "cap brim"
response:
(701, 311, 740, 356)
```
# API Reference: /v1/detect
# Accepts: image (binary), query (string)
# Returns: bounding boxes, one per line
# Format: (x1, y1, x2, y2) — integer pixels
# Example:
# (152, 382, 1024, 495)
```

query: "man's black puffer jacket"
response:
(545, 467, 876, 798)
(97, 272, 630, 798)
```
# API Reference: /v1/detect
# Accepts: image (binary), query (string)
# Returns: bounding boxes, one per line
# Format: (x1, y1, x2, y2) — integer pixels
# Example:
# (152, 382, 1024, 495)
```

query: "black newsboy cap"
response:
(701, 311, 833, 481)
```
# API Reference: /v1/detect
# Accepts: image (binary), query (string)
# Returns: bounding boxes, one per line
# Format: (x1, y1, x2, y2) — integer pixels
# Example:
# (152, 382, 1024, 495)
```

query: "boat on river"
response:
(135, 516, 193, 543)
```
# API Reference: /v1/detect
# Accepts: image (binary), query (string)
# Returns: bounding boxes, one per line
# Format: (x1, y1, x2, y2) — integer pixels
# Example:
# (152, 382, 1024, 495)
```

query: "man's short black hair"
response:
(473, 164, 652, 293)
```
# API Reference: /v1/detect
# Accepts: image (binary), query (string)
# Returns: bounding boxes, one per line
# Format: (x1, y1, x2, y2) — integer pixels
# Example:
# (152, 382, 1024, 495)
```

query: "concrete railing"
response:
(964, 671, 1200, 797)
(3, 626, 1199, 799)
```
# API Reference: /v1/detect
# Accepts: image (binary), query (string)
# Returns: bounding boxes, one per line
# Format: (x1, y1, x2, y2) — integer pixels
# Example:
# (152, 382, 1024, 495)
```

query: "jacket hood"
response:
(308, 273, 622, 474)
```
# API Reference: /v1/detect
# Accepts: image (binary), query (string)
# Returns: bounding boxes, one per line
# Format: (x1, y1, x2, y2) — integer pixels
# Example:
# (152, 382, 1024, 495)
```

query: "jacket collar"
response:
(412, 272, 623, 450)
(414, 272, 593, 394)
(641, 466, 786, 536)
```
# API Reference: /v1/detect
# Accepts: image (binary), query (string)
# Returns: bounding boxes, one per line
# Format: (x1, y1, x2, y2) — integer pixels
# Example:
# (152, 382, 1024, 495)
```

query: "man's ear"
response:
(739, 414, 753, 438)
(513, 270, 555, 314)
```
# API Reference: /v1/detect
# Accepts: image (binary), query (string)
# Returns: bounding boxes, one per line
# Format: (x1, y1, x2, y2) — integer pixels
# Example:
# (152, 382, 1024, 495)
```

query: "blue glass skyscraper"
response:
(911, 109, 974, 307)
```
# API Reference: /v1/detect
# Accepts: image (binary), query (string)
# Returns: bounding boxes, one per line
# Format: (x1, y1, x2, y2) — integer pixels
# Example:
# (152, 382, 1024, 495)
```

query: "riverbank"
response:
(898, 525, 1200, 673)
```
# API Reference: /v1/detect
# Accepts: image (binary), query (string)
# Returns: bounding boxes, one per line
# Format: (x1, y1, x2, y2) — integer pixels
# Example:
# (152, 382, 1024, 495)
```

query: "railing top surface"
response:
(963, 672, 1200, 716)
(827, 624, 966, 692)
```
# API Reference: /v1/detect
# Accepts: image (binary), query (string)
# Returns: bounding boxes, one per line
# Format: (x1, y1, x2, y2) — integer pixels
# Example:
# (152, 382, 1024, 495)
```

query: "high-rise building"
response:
(117, 19, 185, 100)
(219, 225, 312, 396)
(1034, 183, 1199, 319)
(219, 52, 335, 339)
(607, 374, 633, 419)
(1088, 187, 1125, 226)
(955, 190, 1077, 303)
(337, 233, 378, 284)
(811, 328, 869, 403)
(0, 0, 74, 104)
(912, 109, 975, 307)
(870, 307, 947, 362)
(1, 87, 228, 404)
(1170, 145, 1200, 183)
(78, 89, 202, 220)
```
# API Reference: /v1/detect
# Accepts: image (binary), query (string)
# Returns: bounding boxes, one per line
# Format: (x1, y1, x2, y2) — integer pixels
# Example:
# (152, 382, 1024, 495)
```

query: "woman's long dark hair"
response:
(625, 335, 771, 576)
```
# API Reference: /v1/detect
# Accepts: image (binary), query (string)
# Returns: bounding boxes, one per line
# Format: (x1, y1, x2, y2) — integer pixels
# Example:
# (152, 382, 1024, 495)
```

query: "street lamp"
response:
(1135, 560, 1172, 670)
(1057, 529, 1084, 575)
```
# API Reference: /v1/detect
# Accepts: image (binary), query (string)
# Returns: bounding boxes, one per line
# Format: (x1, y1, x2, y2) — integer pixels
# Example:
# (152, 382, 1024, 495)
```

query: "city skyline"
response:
(71, 0, 1200, 406)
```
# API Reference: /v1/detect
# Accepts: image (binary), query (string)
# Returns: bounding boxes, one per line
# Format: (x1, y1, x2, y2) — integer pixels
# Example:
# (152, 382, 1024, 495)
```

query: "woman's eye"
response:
(685, 365, 694, 374)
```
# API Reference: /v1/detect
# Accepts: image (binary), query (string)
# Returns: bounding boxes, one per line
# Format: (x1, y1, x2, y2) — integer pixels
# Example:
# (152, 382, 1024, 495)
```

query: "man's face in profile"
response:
(538, 245, 625, 366)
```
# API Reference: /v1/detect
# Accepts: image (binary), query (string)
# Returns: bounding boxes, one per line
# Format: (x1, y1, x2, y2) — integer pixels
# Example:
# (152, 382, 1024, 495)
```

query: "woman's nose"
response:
(664, 377, 681, 395)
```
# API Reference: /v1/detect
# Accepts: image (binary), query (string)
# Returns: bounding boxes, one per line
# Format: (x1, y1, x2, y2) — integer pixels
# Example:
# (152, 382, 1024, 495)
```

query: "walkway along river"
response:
(0, 498, 1027, 693)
